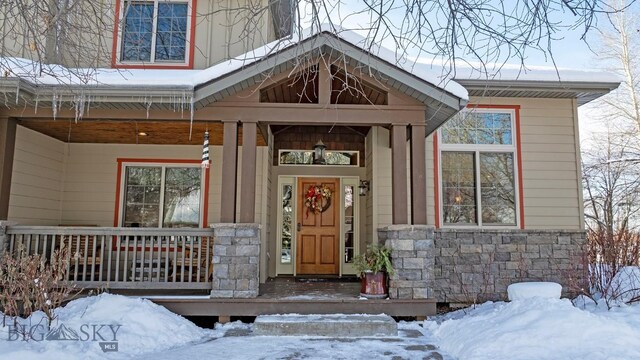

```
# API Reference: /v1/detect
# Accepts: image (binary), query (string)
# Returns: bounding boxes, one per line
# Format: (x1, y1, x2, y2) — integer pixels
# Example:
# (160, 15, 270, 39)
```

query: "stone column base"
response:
(209, 223, 261, 298)
(378, 225, 435, 299)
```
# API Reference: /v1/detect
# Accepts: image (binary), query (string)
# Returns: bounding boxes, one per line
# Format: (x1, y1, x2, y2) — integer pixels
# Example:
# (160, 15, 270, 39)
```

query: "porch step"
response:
(252, 314, 397, 337)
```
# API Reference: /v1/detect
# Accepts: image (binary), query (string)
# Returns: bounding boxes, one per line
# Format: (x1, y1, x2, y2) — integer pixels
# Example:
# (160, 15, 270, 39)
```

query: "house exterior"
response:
(0, 1, 620, 311)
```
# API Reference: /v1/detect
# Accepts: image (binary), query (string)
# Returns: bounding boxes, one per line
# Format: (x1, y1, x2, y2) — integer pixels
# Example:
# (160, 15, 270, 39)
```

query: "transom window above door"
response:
(120, 163, 204, 228)
(438, 107, 521, 228)
(278, 150, 359, 166)
(115, 0, 194, 67)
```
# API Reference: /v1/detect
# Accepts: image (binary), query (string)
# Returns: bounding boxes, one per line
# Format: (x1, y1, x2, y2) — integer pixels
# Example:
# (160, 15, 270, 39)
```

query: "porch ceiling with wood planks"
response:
(17, 119, 266, 145)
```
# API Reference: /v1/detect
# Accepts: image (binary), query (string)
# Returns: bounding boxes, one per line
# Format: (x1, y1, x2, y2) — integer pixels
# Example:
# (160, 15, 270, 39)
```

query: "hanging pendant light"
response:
(201, 131, 210, 168)
(313, 140, 327, 165)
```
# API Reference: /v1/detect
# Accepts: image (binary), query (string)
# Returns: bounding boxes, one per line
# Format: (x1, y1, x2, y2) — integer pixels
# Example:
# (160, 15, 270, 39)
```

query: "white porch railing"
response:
(3, 226, 214, 290)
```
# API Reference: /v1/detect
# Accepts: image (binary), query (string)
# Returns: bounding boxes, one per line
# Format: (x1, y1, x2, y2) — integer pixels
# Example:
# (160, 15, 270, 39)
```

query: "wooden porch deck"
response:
(146, 277, 437, 318)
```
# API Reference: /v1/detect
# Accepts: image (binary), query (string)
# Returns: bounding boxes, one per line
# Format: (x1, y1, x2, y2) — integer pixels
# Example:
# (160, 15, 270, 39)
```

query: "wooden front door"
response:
(296, 177, 340, 275)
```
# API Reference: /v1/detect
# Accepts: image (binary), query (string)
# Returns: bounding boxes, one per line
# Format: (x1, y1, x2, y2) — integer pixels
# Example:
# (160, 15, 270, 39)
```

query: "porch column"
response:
(239, 121, 257, 223)
(220, 120, 238, 222)
(391, 124, 408, 224)
(0, 116, 17, 220)
(410, 124, 427, 224)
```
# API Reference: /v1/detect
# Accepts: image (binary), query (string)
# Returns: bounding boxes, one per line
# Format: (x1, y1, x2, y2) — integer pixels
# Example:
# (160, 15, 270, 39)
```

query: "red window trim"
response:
(111, 0, 197, 69)
(433, 104, 525, 229)
(113, 158, 210, 228)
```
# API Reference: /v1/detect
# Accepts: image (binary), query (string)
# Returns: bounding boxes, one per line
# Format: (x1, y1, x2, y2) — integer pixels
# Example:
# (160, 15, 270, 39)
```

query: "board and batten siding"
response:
(424, 97, 584, 230)
(7, 126, 65, 225)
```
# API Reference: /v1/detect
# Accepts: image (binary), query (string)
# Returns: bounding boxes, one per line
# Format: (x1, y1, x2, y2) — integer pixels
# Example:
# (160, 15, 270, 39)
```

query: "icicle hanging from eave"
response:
(52, 92, 59, 120)
(73, 92, 87, 123)
(189, 94, 195, 141)
(201, 130, 210, 169)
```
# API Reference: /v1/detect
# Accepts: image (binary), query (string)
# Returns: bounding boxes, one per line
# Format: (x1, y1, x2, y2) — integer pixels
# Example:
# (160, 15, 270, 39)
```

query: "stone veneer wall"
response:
(378, 225, 435, 300)
(434, 229, 585, 304)
(378, 226, 585, 303)
(210, 223, 261, 298)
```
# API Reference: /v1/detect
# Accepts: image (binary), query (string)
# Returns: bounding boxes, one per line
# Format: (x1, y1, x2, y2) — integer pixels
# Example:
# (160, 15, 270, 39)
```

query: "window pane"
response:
(325, 152, 355, 165)
(279, 150, 359, 166)
(441, 111, 512, 145)
(121, 2, 154, 61)
(344, 185, 355, 263)
(441, 112, 476, 144)
(480, 153, 516, 225)
(280, 151, 313, 165)
(123, 167, 161, 227)
(493, 113, 513, 145)
(163, 167, 201, 228)
(442, 152, 477, 224)
(155, 3, 188, 61)
(281, 185, 293, 264)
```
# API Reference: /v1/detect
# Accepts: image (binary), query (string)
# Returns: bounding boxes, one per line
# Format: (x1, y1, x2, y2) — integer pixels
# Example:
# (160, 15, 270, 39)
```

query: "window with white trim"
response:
(121, 164, 203, 228)
(439, 108, 519, 226)
(117, 0, 192, 64)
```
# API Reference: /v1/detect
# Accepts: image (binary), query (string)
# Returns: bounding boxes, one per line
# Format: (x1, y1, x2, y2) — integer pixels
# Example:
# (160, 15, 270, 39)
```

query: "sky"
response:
(295, 1, 638, 144)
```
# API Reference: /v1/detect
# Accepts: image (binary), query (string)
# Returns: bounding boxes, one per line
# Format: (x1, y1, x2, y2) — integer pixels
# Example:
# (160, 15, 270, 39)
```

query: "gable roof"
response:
(0, 25, 620, 129)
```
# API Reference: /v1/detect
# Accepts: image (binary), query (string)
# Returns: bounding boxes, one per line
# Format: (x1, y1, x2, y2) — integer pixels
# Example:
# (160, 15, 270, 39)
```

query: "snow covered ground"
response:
(1, 293, 640, 359)
(426, 298, 640, 360)
(0, 294, 214, 360)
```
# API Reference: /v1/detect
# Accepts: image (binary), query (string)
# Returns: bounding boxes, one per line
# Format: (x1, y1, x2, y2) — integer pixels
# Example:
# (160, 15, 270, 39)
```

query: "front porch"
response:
(0, 222, 437, 317)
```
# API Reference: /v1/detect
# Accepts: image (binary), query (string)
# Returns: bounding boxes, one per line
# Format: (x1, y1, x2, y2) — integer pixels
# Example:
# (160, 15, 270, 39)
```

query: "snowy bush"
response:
(584, 229, 640, 308)
(0, 244, 78, 327)
(608, 267, 640, 303)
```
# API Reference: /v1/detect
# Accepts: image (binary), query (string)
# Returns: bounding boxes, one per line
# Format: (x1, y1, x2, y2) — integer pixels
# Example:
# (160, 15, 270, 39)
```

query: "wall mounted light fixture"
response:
(359, 180, 370, 196)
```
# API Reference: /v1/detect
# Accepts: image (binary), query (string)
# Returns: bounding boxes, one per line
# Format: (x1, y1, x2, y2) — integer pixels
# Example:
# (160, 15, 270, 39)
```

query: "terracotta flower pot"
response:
(360, 271, 388, 299)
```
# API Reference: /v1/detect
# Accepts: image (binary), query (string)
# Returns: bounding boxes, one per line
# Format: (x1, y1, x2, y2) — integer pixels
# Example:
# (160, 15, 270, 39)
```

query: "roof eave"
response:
(454, 78, 620, 105)
(0, 77, 194, 106)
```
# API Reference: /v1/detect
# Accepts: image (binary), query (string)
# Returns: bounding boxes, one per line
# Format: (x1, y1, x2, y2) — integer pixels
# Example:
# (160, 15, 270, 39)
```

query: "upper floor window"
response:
(115, 0, 194, 67)
(439, 108, 520, 227)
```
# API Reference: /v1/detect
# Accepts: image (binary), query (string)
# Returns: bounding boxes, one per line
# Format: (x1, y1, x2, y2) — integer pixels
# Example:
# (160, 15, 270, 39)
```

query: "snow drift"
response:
(426, 297, 640, 360)
(0, 293, 212, 360)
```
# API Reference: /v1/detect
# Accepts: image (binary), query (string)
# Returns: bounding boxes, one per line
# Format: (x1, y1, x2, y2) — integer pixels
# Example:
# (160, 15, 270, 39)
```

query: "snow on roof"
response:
(0, 25, 620, 103)
(435, 60, 621, 84)
(1, 25, 471, 99)
(0, 57, 200, 88)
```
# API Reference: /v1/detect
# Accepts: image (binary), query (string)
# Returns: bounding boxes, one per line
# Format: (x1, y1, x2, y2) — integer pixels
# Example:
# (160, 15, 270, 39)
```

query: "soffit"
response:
(18, 119, 267, 145)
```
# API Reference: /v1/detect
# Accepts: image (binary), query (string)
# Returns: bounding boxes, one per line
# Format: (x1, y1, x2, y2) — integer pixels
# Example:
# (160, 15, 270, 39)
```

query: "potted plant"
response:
(352, 244, 394, 299)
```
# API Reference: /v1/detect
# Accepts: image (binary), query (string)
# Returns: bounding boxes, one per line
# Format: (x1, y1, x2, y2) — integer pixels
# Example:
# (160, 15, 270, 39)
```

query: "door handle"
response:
(297, 223, 301, 231)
